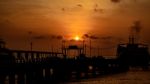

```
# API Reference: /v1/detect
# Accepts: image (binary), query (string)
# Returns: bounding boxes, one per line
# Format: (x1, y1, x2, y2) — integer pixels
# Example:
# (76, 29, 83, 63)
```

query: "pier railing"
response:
(11, 50, 63, 63)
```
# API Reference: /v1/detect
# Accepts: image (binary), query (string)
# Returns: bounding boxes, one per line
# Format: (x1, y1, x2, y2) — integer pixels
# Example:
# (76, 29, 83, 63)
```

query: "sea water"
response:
(65, 70, 150, 84)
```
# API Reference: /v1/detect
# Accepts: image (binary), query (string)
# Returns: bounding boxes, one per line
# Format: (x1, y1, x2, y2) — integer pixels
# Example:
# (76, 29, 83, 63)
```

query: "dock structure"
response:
(0, 49, 125, 84)
(0, 38, 150, 84)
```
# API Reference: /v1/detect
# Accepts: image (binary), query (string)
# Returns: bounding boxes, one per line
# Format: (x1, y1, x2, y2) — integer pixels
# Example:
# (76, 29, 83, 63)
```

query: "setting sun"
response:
(74, 36, 80, 41)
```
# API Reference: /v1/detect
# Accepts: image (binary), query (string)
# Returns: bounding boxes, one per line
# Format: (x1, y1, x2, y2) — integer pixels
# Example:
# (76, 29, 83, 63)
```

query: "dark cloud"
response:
(61, 8, 65, 11)
(90, 35, 99, 39)
(83, 34, 89, 38)
(33, 35, 47, 40)
(50, 35, 63, 40)
(94, 8, 104, 13)
(95, 4, 98, 8)
(77, 4, 82, 7)
(33, 35, 63, 40)
(83, 34, 100, 39)
(110, 0, 121, 3)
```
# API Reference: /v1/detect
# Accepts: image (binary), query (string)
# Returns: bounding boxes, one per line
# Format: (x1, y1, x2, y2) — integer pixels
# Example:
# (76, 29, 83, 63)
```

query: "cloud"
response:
(77, 4, 82, 7)
(94, 8, 104, 13)
(110, 0, 121, 3)
(131, 21, 142, 33)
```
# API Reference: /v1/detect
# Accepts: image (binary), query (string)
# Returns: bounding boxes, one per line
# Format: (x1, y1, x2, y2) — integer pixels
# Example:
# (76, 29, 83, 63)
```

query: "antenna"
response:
(28, 31, 33, 51)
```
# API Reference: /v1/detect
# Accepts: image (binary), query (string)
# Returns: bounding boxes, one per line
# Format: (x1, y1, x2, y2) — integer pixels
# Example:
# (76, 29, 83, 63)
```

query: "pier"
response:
(0, 38, 150, 84)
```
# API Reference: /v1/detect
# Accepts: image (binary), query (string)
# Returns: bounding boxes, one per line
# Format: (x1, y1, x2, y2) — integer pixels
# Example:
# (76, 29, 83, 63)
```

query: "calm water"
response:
(65, 70, 150, 84)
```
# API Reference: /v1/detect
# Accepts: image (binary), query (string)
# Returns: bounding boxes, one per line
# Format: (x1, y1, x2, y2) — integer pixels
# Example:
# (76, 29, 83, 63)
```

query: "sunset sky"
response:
(0, 0, 150, 56)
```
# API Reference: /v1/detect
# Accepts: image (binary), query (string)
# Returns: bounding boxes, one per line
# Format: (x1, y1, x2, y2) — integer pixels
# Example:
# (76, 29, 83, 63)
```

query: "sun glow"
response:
(74, 36, 80, 41)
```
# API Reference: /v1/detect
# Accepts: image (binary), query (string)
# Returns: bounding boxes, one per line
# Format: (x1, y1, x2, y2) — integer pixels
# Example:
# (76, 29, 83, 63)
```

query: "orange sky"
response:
(0, 0, 150, 56)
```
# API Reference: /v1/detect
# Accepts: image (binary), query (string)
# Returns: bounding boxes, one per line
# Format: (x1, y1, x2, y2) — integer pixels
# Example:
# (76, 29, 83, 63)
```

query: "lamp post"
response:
(89, 38, 92, 57)
(82, 39, 86, 55)
(28, 31, 33, 51)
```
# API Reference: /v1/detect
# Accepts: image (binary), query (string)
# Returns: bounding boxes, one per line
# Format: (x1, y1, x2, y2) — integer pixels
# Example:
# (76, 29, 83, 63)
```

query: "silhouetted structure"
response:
(117, 42, 149, 68)
(117, 21, 150, 68)
(0, 25, 150, 84)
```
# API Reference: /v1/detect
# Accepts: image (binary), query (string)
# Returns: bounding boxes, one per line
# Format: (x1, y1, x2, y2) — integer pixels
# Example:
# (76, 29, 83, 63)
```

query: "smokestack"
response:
(129, 21, 142, 44)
